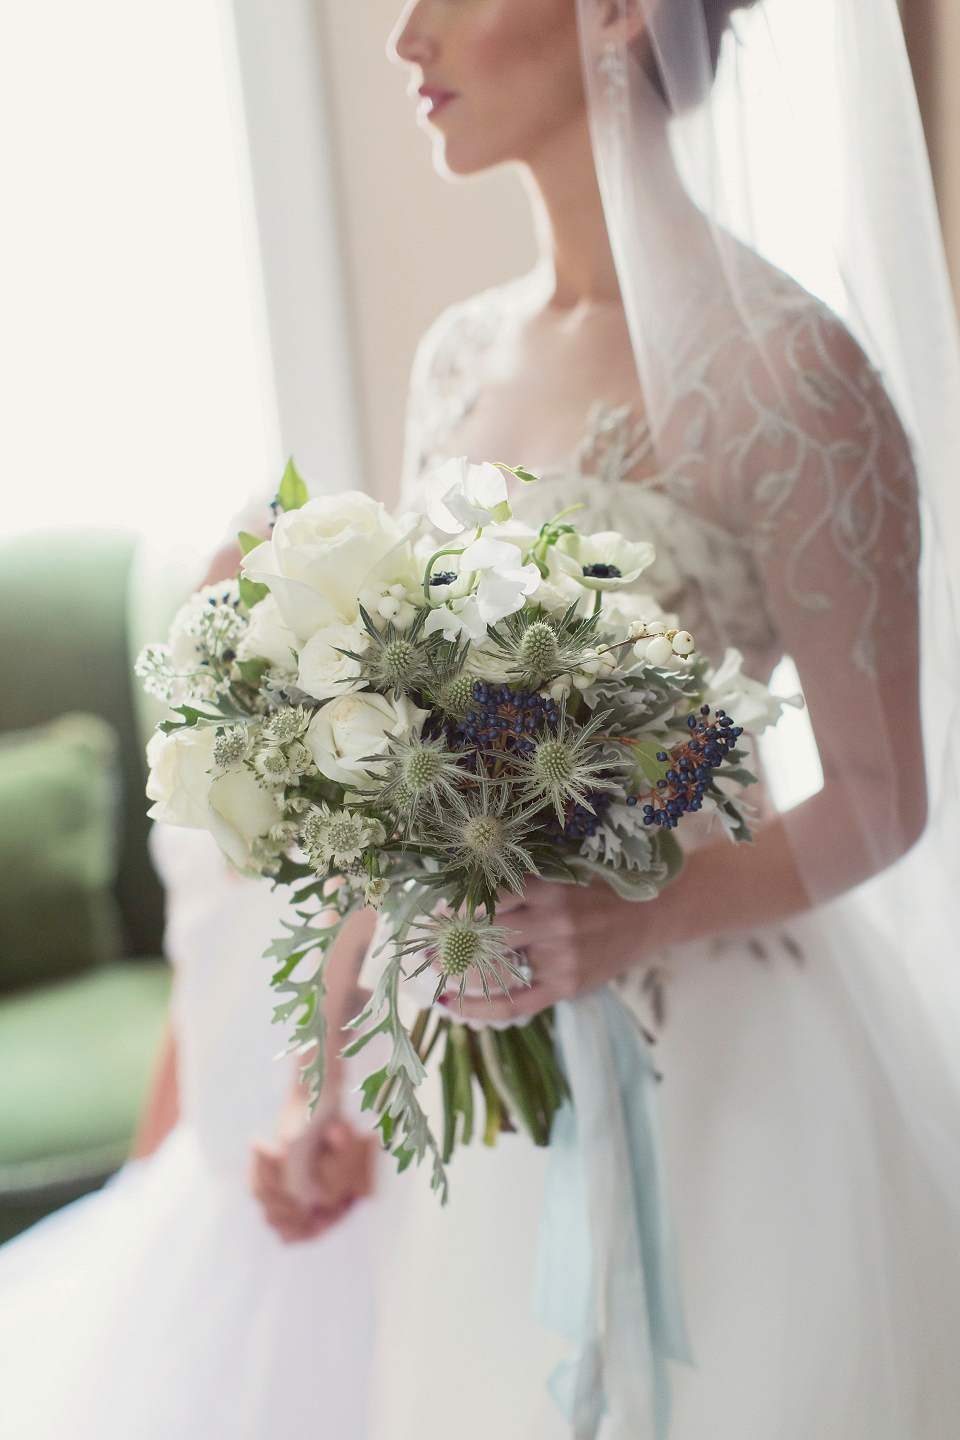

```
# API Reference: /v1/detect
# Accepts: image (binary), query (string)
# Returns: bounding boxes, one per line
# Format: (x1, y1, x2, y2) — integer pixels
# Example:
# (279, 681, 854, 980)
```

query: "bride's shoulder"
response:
(401, 268, 549, 492)
(409, 266, 548, 394)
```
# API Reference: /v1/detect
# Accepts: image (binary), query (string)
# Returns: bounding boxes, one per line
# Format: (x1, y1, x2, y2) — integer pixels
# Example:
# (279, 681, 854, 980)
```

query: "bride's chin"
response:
(429, 133, 508, 181)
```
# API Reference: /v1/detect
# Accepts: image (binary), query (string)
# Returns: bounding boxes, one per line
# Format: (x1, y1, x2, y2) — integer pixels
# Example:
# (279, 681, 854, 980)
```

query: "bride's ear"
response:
(594, 0, 650, 47)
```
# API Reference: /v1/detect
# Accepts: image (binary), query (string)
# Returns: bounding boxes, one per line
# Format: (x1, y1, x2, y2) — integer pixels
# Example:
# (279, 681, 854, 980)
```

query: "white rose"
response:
(146, 726, 214, 829)
(305, 691, 428, 791)
(296, 620, 370, 701)
(235, 593, 298, 674)
(241, 491, 420, 642)
(205, 768, 284, 872)
(146, 724, 282, 869)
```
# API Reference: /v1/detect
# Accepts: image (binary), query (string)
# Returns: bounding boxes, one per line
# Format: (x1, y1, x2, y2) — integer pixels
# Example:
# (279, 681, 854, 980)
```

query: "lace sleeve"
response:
(715, 301, 922, 678)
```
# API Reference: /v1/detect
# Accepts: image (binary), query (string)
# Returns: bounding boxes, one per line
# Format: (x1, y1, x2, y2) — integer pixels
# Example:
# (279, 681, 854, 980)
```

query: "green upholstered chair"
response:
(0, 531, 173, 1244)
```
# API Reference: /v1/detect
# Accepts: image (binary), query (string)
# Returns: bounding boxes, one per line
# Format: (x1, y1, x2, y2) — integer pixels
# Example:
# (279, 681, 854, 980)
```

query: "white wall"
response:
(317, 0, 538, 505)
(0, 0, 274, 554)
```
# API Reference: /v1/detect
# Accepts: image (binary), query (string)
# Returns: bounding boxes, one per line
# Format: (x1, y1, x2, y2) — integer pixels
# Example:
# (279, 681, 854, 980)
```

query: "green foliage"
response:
(236, 656, 270, 688)
(157, 704, 222, 735)
(237, 530, 264, 557)
(238, 574, 269, 609)
(275, 457, 309, 512)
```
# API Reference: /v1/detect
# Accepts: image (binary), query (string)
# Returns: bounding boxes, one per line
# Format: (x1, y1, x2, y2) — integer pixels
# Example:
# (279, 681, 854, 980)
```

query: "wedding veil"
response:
(573, 0, 960, 1204)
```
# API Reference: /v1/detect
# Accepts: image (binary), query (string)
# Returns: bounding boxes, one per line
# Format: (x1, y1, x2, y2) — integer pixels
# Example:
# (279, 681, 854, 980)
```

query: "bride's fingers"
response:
(442, 976, 558, 1025)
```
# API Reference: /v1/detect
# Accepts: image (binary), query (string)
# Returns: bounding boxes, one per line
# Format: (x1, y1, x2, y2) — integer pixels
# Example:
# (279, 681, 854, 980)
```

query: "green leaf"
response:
(626, 740, 673, 790)
(276, 457, 308, 512)
(237, 530, 264, 557)
(375, 1110, 395, 1146)
(236, 656, 270, 688)
(157, 704, 222, 735)
(393, 1142, 416, 1174)
(238, 574, 269, 609)
(358, 1066, 389, 1113)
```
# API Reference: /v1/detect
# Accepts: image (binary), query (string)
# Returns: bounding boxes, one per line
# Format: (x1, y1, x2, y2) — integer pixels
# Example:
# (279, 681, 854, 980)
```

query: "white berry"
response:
(671, 630, 695, 656)
(644, 636, 674, 666)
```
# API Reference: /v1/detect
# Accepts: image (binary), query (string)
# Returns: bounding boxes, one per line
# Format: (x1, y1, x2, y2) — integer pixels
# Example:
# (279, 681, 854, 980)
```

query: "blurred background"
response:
(0, 0, 955, 1241)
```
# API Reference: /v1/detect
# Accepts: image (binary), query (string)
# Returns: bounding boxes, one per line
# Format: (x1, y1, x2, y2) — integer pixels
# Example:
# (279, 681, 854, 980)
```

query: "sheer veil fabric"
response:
(382, 5, 960, 1438)
(575, 0, 960, 1207)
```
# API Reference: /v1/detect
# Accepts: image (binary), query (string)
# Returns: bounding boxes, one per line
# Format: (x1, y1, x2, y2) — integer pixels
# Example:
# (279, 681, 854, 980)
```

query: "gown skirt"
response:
(1, 825, 959, 1439)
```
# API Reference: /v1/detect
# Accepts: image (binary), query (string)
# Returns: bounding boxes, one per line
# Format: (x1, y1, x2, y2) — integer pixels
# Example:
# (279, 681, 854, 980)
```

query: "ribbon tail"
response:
(533, 988, 691, 1440)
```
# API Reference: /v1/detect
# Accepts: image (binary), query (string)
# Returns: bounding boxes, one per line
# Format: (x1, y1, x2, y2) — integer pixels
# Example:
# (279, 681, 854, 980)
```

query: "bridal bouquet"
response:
(138, 460, 782, 1198)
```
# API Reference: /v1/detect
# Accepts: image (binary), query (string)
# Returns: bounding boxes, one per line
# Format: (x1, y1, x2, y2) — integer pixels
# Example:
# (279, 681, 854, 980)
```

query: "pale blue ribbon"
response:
(532, 988, 692, 1440)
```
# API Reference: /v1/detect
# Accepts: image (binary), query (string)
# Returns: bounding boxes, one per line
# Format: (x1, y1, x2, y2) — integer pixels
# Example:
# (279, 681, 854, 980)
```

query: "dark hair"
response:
(644, 0, 761, 108)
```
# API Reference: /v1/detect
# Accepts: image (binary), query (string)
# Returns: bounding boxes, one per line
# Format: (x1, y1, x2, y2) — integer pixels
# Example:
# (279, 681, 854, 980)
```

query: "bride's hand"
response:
(250, 1107, 376, 1244)
(447, 877, 650, 1025)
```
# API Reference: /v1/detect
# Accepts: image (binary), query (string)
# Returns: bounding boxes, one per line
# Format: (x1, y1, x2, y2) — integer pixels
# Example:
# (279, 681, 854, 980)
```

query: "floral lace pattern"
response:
(401, 262, 919, 682)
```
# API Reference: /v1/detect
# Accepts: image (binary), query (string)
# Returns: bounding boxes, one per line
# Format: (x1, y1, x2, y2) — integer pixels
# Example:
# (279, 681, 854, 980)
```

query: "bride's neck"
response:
(523, 117, 619, 309)
(523, 101, 692, 313)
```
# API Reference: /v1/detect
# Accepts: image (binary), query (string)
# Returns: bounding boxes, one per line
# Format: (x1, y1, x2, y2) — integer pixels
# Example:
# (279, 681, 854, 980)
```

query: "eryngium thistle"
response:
(484, 604, 600, 688)
(518, 620, 559, 675)
(410, 913, 529, 1003)
(516, 708, 615, 823)
(424, 774, 541, 894)
(352, 606, 435, 695)
(369, 735, 465, 823)
(437, 672, 474, 718)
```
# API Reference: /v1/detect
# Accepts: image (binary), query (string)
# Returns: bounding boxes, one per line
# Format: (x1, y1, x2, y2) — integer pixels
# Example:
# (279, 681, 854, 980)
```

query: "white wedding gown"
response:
(2, 266, 960, 1440)
(0, 825, 381, 1440)
(367, 266, 960, 1440)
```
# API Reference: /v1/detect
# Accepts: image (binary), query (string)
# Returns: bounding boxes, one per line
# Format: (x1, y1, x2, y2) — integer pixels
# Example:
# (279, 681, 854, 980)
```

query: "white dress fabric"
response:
(365, 269, 960, 1440)
(0, 825, 380, 1440)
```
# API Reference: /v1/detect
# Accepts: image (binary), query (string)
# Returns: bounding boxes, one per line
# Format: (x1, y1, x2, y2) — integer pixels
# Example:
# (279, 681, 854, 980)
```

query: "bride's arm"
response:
(250, 907, 378, 1242)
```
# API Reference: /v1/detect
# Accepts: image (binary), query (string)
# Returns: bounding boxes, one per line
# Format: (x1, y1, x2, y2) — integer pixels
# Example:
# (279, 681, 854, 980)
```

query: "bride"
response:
(262, 1, 960, 1437)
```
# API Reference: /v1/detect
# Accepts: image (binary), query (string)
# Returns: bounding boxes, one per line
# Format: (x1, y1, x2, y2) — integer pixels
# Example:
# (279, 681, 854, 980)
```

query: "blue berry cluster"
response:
(547, 788, 614, 842)
(443, 681, 560, 760)
(626, 706, 744, 829)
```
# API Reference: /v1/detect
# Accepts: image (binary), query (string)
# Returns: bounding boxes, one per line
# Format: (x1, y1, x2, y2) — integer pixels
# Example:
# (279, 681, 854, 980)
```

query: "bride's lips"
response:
(418, 84, 458, 119)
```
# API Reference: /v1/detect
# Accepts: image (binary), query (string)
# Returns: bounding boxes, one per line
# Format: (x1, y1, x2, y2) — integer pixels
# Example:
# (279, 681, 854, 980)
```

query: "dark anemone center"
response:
(430, 571, 457, 587)
(581, 562, 621, 579)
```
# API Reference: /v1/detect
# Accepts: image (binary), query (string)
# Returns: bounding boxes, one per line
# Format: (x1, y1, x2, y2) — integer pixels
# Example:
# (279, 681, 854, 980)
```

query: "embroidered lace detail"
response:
(401, 259, 920, 678)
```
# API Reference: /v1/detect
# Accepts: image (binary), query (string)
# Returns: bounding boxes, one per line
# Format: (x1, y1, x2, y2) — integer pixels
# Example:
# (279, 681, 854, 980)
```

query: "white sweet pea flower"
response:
(305, 691, 429, 791)
(554, 530, 656, 590)
(296, 620, 370, 701)
(235, 593, 298, 675)
(457, 535, 541, 624)
(146, 725, 282, 871)
(241, 491, 419, 642)
(422, 598, 488, 644)
(423, 458, 512, 535)
(703, 647, 793, 732)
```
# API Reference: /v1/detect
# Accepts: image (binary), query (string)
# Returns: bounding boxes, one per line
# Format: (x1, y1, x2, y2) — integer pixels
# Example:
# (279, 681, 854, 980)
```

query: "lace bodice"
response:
(401, 263, 919, 683)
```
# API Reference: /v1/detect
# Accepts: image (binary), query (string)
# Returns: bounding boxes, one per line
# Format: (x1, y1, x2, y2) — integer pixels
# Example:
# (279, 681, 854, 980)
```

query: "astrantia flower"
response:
(554, 531, 655, 591)
(212, 724, 251, 772)
(408, 913, 528, 1004)
(260, 706, 311, 746)
(423, 457, 513, 535)
(300, 805, 387, 871)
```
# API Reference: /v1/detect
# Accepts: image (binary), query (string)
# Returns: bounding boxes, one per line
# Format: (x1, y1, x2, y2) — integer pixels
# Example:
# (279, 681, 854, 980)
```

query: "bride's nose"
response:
(388, 1, 438, 69)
